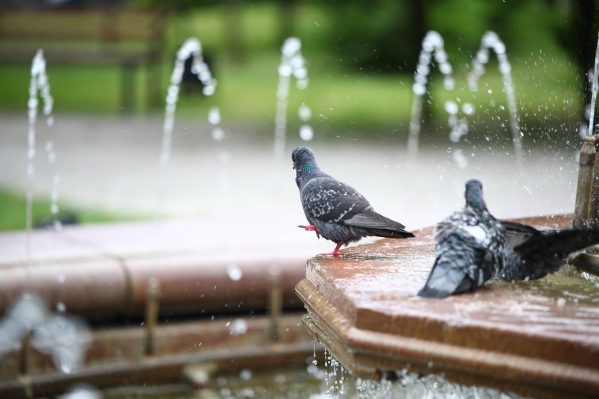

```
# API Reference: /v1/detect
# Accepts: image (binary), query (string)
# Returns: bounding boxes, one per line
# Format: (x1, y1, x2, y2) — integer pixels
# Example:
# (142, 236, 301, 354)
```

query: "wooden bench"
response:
(0, 6, 169, 112)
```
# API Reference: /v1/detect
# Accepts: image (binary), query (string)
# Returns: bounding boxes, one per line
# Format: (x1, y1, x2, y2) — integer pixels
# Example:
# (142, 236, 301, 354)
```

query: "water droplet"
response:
(202, 83, 216, 96)
(278, 64, 292, 77)
(226, 264, 242, 281)
(298, 105, 312, 122)
(452, 149, 469, 169)
(412, 83, 426, 96)
(293, 67, 308, 79)
(211, 127, 225, 141)
(282, 37, 301, 57)
(56, 302, 66, 313)
(296, 78, 309, 90)
(499, 62, 511, 74)
(208, 107, 221, 125)
(462, 103, 475, 116)
(229, 319, 248, 335)
(557, 298, 566, 307)
(443, 76, 455, 90)
(299, 125, 314, 141)
(444, 101, 458, 115)
(239, 368, 253, 381)
(439, 62, 452, 75)
(56, 273, 66, 283)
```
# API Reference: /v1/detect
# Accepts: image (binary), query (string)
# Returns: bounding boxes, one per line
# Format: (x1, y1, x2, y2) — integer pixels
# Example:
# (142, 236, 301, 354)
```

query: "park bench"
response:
(0, 6, 169, 111)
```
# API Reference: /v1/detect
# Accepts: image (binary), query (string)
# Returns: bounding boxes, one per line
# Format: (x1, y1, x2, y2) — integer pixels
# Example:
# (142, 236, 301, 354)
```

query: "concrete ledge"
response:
(296, 214, 599, 399)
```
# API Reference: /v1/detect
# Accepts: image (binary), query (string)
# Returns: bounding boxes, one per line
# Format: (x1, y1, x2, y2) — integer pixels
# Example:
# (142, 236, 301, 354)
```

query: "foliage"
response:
(0, 188, 125, 232)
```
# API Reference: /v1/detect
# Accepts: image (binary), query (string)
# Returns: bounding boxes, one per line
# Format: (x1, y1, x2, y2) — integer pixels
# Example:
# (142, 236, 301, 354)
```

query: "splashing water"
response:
(587, 30, 599, 137)
(157, 38, 217, 217)
(0, 293, 91, 375)
(273, 37, 311, 161)
(313, 344, 527, 399)
(26, 49, 54, 267)
(45, 140, 63, 231)
(226, 264, 243, 281)
(406, 31, 456, 162)
(468, 31, 522, 164)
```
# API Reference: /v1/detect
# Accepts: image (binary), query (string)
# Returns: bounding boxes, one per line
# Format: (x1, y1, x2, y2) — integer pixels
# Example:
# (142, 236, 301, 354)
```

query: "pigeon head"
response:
(292, 146, 322, 187)
(464, 179, 487, 211)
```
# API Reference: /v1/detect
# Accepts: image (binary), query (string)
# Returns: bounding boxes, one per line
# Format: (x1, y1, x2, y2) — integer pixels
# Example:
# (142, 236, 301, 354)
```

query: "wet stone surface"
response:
(297, 214, 599, 399)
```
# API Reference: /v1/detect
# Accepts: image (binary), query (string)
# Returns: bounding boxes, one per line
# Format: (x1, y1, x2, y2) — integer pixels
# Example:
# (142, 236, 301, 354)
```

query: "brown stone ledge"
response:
(296, 214, 599, 399)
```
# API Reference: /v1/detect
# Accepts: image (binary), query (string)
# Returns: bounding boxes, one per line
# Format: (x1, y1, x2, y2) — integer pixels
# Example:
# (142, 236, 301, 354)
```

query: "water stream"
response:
(26, 49, 54, 268)
(273, 37, 311, 161)
(587, 30, 599, 136)
(406, 31, 455, 163)
(157, 37, 217, 217)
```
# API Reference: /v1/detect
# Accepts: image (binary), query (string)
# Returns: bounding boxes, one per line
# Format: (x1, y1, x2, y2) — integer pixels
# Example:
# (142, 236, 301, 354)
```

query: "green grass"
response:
(0, 188, 126, 232)
(0, 4, 585, 135)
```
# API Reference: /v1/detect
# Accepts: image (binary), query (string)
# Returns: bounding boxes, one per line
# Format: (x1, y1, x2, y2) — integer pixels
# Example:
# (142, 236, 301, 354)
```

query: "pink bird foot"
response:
(299, 224, 320, 239)
(318, 242, 343, 257)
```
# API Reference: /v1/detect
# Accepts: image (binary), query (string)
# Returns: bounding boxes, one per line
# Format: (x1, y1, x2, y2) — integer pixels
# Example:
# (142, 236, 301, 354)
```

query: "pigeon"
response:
(418, 179, 507, 298)
(418, 179, 599, 298)
(291, 146, 414, 256)
(500, 220, 599, 281)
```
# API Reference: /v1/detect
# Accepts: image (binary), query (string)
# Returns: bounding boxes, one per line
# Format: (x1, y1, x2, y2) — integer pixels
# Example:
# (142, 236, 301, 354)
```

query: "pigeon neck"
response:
(296, 160, 321, 187)
(465, 186, 487, 212)
(466, 195, 487, 212)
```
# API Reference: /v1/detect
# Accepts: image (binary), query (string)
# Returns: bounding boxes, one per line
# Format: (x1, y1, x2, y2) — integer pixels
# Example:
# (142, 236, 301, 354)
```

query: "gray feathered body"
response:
(418, 206, 507, 298)
(292, 146, 413, 247)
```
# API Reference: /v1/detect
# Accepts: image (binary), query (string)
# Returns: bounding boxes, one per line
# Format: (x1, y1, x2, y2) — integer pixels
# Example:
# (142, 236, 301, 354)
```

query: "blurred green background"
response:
(0, 0, 596, 130)
(0, 0, 597, 229)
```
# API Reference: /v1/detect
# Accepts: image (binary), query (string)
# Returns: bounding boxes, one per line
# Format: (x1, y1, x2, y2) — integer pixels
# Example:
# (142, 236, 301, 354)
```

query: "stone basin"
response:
(296, 214, 599, 399)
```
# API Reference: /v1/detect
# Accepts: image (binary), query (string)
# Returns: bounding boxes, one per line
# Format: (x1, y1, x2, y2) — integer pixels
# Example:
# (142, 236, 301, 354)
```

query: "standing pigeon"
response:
(292, 146, 414, 256)
(500, 220, 599, 281)
(418, 179, 507, 298)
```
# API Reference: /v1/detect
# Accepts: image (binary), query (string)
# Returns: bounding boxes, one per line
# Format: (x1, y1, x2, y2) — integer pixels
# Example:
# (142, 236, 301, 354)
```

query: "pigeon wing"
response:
(300, 176, 371, 224)
(500, 220, 540, 248)
(513, 228, 599, 260)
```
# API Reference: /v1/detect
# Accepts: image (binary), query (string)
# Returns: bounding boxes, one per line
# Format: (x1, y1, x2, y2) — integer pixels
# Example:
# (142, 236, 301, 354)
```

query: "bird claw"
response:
(318, 252, 340, 257)
(298, 224, 320, 239)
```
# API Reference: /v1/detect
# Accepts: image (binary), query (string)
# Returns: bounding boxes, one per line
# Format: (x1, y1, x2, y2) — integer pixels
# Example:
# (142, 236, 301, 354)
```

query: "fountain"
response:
(0, 11, 596, 399)
(467, 31, 523, 164)
(157, 37, 218, 217)
(273, 37, 312, 161)
(406, 31, 456, 163)
(407, 31, 523, 168)
(26, 49, 54, 268)
(587, 31, 599, 136)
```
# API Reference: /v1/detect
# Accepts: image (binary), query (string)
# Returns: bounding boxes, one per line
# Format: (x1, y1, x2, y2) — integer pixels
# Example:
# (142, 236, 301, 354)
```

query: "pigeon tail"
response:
(343, 208, 414, 239)
(365, 228, 415, 239)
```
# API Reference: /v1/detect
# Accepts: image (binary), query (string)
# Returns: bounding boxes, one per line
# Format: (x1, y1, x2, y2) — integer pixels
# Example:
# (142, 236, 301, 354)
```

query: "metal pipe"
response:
(144, 277, 160, 356)
(17, 330, 33, 399)
(574, 136, 597, 228)
(0, 255, 305, 321)
(268, 266, 282, 341)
